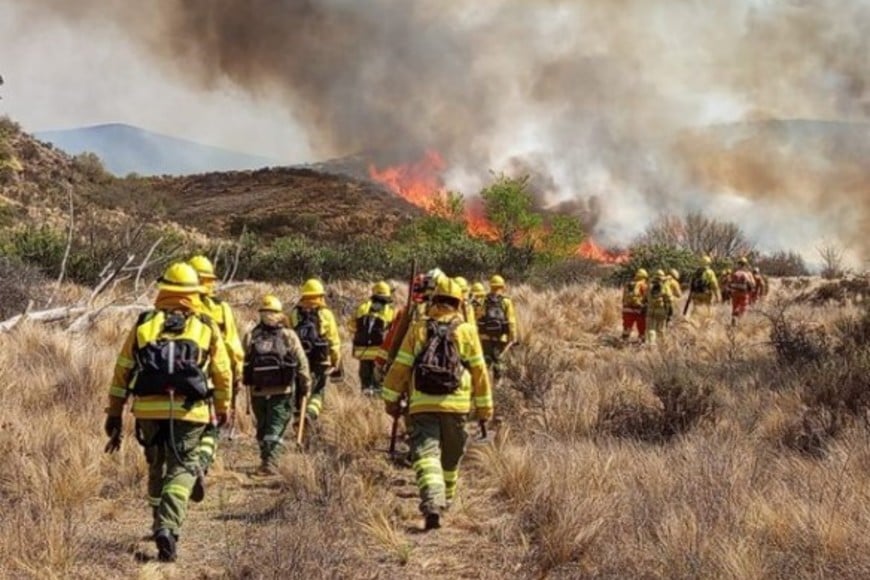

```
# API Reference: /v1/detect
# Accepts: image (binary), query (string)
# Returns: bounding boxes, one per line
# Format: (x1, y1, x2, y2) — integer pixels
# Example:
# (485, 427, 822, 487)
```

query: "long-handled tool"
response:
(386, 259, 418, 457)
(296, 395, 309, 448)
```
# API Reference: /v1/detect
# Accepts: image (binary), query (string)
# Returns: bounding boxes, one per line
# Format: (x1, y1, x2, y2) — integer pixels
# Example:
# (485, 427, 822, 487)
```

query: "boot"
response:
(424, 512, 441, 531)
(191, 472, 206, 503)
(155, 528, 177, 562)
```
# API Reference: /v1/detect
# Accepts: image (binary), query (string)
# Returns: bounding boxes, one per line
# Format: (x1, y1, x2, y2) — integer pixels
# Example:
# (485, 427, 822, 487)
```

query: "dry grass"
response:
(1, 278, 869, 578)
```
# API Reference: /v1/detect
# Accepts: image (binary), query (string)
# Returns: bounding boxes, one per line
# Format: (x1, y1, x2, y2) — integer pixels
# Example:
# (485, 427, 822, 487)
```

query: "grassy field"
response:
(0, 278, 868, 578)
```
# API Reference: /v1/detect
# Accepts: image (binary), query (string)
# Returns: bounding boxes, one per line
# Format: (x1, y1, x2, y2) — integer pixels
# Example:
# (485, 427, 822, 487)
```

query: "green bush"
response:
(609, 244, 701, 286)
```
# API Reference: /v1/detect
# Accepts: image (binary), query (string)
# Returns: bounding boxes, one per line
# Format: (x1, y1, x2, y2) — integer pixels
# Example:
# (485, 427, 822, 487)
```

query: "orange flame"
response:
(370, 152, 626, 263)
(576, 239, 629, 264)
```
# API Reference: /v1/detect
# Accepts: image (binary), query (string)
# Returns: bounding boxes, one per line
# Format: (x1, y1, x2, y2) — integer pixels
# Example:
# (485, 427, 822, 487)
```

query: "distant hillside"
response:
(35, 124, 282, 176)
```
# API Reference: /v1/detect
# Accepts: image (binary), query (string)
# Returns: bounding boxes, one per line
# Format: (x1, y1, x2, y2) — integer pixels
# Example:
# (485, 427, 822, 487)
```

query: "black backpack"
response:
(353, 300, 388, 348)
(414, 318, 466, 395)
(477, 294, 508, 336)
(294, 307, 330, 365)
(243, 324, 298, 389)
(690, 268, 710, 293)
(133, 311, 211, 402)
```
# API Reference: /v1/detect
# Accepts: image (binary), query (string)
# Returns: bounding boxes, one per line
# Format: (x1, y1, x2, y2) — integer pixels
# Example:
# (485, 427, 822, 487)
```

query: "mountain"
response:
(34, 123, 282, 176)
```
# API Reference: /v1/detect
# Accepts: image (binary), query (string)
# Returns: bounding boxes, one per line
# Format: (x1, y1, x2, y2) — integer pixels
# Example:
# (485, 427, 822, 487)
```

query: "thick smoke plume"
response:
(21, 0, 870, 261)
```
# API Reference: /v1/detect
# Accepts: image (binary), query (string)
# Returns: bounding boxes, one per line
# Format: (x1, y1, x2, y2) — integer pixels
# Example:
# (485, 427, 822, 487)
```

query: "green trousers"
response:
(482, 340, 508, 381)
(196, 422, 218, 472)
(358, 360, 378, 392)
(304, 371, 328, 420)
(252, 394, 294, 466)
(138, 419, 207, 535)
(646, 311, 668, 345)
(409, 413, 468, 516)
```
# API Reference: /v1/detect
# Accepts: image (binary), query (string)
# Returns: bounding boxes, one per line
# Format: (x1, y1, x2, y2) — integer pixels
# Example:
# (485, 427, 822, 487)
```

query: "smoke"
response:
(20, 0, 870, 261)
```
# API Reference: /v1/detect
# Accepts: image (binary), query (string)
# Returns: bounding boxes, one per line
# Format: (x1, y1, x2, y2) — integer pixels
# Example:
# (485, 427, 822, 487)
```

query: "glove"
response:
(216, 412, 229, 427)
(476, 408, 494, 422)
(104, 415, 122, 438)
(296, 382, 310, 398)
(385, 401, 401, 418)
(329, 365, 343, 379)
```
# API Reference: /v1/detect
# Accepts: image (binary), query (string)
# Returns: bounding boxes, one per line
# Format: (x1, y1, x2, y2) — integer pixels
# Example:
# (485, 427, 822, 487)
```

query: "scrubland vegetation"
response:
(0, 277, 868, 578)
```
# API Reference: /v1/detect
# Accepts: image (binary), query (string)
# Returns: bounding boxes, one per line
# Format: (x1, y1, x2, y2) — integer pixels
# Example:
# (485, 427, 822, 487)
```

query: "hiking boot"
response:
(155, 528, 177, 562)
(255, 462, 278, 476)
(191, 473, 205, 503)
(424, 512, 441, 531)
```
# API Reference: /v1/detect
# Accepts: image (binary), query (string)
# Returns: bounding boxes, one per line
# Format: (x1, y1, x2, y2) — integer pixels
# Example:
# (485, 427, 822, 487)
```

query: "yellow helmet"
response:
(433, 276, 464, 301)
(372, 281, 391, 298)
(158, 262, 203, 294)
(259, 294, 283, 312)
(470, 282, 486, 296)
(301, 279, 325, 298)
(701, 256, 712, 266)
(669, 268, 680, 280)
(188, 255, 217, 280)
(453, 276, 469, 292)
(635, 268, 649, 280)
(737, 257, 749, 266)
(489, 274, 506, 288)
(655, 269, 666, 279)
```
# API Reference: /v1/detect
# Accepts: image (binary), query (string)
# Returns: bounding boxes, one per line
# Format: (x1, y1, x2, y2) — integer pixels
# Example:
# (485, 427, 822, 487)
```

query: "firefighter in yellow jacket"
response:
(103, 262, 232, 562)
(290, 279, 341, 420)
(645, 270, 674, 345)
(188, 255, 244, 473)
(382, 277, 493, 531)
(350, 281, 395, 395)
(476, 275, 518, 382)
(243, 295, 312, 475)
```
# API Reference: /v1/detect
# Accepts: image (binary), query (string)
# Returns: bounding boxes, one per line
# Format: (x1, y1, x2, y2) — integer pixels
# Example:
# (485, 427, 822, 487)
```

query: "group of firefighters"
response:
(103, 257, 518, 561)
(104, 252, 768, 561)
(621, 255, 769, 344)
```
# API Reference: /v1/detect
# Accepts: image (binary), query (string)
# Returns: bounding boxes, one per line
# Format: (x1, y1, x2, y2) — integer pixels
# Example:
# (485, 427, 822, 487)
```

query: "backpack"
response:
(623, 280, 644, 308)
(648, 279, 667, 309)
(243, 324, 298, 389)
(294, 307, 330, 365)
(132, 310, 211, 402)
(414, 318, 466, 395)
(477, 294, 508, 336)
(690, 268, 711, 294)
(353, 300, 388, 348)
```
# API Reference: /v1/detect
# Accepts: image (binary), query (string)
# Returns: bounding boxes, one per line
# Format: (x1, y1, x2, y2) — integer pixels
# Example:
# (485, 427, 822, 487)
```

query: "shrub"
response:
(755, 250, 809, 277)
(610, 243, 700, 286)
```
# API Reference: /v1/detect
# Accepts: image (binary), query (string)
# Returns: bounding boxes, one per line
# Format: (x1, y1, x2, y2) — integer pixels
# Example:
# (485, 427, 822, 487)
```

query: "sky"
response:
(0, 1, 314, 161)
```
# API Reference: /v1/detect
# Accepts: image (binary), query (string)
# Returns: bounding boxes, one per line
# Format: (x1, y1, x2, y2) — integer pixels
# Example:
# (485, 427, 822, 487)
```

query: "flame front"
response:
(370, 152, 627, 263)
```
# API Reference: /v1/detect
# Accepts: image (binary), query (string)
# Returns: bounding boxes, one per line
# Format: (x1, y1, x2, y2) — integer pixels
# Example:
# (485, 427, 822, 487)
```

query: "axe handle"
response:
(296, 395, 309, 446)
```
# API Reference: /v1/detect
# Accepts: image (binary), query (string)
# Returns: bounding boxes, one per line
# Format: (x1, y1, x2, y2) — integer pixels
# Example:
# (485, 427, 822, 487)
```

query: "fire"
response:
(368, 150, 446, 211)
(370, 151, 626, 263)
(577, 239, 629, 264)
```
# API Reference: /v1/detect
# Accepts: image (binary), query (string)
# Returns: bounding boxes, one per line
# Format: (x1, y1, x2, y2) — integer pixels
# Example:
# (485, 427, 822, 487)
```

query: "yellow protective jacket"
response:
(691, 267, 721, 302)
(476, 292, 518, 344)
(290, 298, 341, 368)
(106, 296, 232, 424)
(622, 279, 648, 313)
(666, 276, 682, 299)
(349, 299, 396, 360)
(644, 278, 673, 317)
(201, 295, 245, 382)
(242, 313, 312, 397)
(382, 304, 493, 416)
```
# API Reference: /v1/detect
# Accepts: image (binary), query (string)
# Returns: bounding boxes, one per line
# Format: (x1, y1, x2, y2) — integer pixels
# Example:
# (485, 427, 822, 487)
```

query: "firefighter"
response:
(188, 255, 244, 476)
(382, 277, 493, 531)
(453, 276, 477, 328)
(103, 262, 232, 562)
(621, 269, 648, 341)
(470, 282, 486, 307)
(477, 274, 518, 383)
(289, 279, 341, 421)
(350, 282, 396, 395)
(645, 270, 673, 345)
(729, 258, 756, 325)
(688, 256, 720, 313)
(720, 267, 733, 303)
(243, 295, 312, 475)
(751, 267, 768, 304)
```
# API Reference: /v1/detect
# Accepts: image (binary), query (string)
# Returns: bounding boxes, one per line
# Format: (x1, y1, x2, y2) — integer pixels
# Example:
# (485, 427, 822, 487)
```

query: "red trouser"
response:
(622, 310, 646, 338)
(732, 292, 751, 318)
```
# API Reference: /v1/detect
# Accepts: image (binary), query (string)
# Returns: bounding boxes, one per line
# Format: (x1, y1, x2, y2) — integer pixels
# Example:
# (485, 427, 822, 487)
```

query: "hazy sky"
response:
(0, 1, 314, 161)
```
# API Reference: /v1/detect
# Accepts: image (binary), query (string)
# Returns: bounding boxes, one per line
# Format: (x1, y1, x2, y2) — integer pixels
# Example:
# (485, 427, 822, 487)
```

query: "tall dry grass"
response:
(1, 277, 869, 577)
